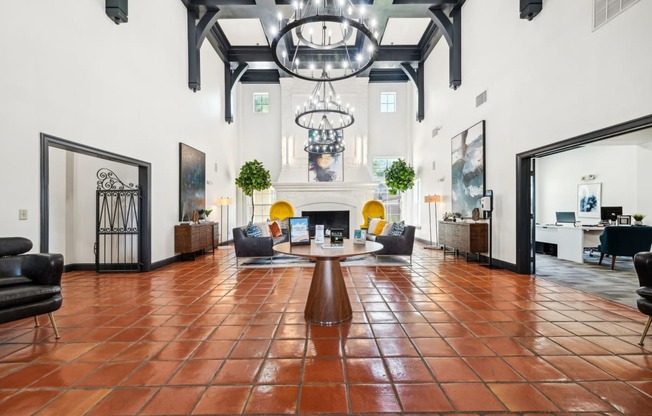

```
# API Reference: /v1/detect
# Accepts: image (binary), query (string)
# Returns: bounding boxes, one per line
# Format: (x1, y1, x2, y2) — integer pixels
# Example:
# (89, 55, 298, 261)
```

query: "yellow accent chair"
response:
(269, 200, 295, 221)
(360, 200, 385, 229)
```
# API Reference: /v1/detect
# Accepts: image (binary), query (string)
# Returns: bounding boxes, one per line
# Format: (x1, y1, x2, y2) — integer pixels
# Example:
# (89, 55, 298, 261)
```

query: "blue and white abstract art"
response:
(451, 121, 485, 218)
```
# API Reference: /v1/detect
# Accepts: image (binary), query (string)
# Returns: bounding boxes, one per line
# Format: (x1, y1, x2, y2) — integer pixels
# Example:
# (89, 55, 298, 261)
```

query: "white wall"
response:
(535, 145, 643, 225)
(636, 142, 652, 224)
(411, 0, 652, 264)
(235, 77, 413, 227)
(0, 1, 239, 262)
(367, 83, 411, 165)
(237, 84, 283, 180)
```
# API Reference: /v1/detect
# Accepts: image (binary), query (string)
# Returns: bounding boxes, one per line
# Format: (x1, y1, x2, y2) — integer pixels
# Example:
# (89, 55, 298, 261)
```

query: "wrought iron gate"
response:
(95, 168, 140, 272)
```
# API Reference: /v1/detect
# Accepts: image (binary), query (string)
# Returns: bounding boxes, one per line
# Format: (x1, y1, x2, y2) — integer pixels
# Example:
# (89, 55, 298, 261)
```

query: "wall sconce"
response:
(581, 174, 596, 181)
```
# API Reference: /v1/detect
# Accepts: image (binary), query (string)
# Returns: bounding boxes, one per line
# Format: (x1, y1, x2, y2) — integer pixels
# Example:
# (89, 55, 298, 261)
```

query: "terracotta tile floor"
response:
(2, 245, 652, 414)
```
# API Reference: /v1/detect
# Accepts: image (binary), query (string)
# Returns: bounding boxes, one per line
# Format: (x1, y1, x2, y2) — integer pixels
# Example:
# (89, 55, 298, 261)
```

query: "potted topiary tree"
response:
(385, 159, 416, 195)
(384, 159, 416, 220)
(235, 159, 272, 224)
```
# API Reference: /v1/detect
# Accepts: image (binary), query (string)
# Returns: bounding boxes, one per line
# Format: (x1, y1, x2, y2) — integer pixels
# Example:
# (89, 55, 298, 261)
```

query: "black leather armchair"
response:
(367, 225, 416, 265)
(0, 237, 63, 339)
(233, 226, 288, 267)
(634, 251, 652, 346)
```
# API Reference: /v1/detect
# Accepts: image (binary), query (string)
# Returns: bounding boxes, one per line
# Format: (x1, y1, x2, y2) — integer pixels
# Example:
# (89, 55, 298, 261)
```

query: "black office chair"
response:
(634, 251, 652, 345)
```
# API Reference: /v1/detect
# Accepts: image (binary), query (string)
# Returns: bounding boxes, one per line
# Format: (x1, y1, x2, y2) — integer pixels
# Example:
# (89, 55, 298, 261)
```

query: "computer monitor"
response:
(555, 211, 576, 225)
(600, 206, 623, 222)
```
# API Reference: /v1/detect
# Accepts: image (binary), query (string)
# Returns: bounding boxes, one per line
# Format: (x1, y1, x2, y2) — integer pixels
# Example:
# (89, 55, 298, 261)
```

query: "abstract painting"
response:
(577, 183, 601, 218)
(179, 143, 205, 221)
(451, 121, 485, 218)
(307, 129, 343, 182)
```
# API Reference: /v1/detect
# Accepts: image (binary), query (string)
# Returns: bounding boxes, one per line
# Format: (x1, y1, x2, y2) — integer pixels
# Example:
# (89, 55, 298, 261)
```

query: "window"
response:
(380, 92, 396, 113)
(372, 157, 403, 222)
(248, 188, 276, 223)
(372, 157, 399, 181)
(253, 93, 269, 113)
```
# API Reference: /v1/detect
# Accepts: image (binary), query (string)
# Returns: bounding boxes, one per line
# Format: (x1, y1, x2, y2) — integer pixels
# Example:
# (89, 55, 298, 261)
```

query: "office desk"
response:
(535, 225, 604, 263)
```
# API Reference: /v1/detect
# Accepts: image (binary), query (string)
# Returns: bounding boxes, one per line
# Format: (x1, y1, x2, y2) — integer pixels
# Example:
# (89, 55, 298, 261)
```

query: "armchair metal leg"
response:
(48, 312, 61, 339)
(34, 316, 40, 327)
(639, 316, 652, 346)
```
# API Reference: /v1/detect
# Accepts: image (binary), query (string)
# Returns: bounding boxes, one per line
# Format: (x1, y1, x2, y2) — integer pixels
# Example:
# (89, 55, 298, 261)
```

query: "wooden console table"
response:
(174, 222, 219, 259)
(439, 221, 488, 260)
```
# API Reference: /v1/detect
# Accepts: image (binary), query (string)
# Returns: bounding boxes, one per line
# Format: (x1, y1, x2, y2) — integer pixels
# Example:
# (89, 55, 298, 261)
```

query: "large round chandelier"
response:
(295, 73, 354, 131)
(271, 0, 379, 82)
(304, 129, 345, 154)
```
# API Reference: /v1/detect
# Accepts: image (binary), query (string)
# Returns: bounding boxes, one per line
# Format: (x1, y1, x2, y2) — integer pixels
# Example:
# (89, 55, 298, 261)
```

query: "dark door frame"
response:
(515, 114, 652, 274)
(40, 133, 153, 271)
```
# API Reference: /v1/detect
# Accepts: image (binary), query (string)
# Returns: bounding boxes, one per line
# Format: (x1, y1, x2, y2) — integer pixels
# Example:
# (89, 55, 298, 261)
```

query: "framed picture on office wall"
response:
(577, 182, 601, 218)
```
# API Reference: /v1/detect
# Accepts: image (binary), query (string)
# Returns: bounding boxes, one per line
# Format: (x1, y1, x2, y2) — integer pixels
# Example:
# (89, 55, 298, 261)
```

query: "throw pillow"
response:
(374, 220, 388, 235)
(380, 222, 394, 236)
(368, 218, 381, 234)
(274, 217, 290, 231)
(254, 221, 271, 237)
(389, 221, 405, 236)
(268, 220, 283, 237)
(245, 223, 263, 238)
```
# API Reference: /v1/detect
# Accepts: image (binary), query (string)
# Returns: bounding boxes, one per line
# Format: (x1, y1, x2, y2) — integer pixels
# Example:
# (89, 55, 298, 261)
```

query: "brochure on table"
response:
(315, 225, 324, 243)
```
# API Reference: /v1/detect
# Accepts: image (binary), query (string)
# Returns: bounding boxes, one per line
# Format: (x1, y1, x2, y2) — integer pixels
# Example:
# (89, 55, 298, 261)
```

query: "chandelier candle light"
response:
(271, 0, 380, 82)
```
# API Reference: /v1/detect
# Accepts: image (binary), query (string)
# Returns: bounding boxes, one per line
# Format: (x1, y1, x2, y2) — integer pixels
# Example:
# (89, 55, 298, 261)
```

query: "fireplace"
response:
(302, 210, 350, 238)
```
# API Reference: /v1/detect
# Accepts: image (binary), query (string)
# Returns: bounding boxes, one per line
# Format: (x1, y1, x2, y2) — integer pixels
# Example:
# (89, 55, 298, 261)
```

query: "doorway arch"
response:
(515, 114, 652, 274)
(40, 133, 152, 271)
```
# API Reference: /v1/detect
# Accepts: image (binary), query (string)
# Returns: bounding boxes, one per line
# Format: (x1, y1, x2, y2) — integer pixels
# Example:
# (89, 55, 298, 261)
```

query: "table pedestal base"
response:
(304, 258, 352, 325)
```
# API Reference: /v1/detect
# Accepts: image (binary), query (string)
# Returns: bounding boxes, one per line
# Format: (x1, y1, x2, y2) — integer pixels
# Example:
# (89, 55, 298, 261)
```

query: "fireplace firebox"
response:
(301, 210, 350, 238)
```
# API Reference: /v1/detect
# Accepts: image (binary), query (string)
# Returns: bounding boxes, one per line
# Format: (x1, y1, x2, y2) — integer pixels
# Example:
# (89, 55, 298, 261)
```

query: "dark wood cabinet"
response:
(174, 222, 219, 258)
(439, 221, 488, 255)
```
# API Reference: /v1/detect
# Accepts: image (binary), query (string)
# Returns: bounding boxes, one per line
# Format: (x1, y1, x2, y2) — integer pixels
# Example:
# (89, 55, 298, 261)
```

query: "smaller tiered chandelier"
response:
(304, 128, 345, 154)
(295, 73, 354, 131)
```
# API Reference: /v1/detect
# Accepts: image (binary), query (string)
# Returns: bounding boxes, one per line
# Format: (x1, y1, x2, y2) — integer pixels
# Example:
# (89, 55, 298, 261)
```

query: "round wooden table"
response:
(274, 239, 383, 325)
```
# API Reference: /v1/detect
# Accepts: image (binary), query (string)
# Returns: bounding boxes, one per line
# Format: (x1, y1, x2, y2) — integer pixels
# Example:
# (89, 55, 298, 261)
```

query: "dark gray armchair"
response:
(0, 237, 63, 339)
(367, 225, 416, 264)
(233, 226, 288, 267)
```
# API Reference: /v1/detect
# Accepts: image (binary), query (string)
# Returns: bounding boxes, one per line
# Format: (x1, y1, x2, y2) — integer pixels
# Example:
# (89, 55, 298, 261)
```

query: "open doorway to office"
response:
(40, 134, 153, 272)
(515, 115, 652, 305)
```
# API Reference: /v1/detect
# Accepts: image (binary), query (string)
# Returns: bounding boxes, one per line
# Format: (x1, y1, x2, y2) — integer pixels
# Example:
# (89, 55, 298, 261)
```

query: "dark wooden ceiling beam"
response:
(400, 62, 424, 122)
(225, 63, 249, 123)
(427, 4, 461, 89)
(368, 68, 409, 83)
(187, 8, 221, 92)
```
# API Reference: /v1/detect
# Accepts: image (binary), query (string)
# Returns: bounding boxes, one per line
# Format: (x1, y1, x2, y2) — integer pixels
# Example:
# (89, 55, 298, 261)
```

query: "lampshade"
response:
(424, 195, 442, 203)
(217, 197, 233, 206)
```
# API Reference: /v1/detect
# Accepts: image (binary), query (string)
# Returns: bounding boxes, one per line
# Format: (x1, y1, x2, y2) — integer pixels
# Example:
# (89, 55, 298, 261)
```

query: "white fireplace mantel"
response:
(273, 181, 378, 232)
